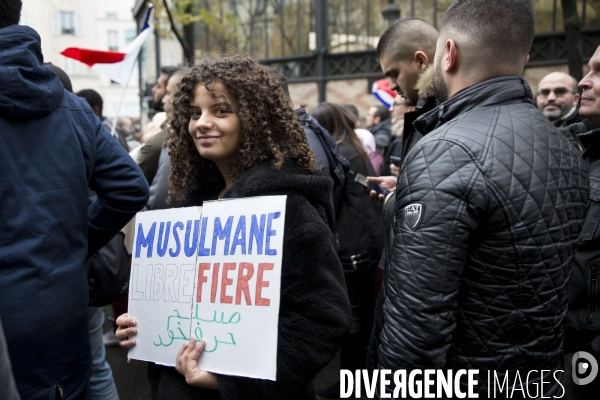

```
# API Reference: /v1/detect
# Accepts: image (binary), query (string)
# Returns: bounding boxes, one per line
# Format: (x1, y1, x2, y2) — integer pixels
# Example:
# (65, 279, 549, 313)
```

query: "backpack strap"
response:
(295, 108, 352, 215)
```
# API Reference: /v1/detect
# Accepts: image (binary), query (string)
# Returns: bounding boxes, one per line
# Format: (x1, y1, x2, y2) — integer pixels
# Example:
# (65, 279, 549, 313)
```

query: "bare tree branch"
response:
(162, 0, 193, 60)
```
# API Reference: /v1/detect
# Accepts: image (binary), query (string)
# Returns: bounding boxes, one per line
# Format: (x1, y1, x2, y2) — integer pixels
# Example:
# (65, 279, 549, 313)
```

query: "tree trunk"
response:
(561, 0, 583, 82)
(183, 4, 195, 62)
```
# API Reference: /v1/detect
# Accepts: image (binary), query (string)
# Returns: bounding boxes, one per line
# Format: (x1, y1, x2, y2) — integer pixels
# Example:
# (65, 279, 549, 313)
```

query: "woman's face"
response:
(188, 82, 241, 167)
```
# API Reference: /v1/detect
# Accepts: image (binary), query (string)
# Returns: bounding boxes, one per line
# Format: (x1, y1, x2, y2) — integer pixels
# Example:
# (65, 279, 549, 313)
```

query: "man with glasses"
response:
(537, 71, 584, 127)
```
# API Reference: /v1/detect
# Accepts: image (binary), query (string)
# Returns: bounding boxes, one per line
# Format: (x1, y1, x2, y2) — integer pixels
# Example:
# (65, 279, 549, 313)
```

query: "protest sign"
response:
(127, 196, 287, 381)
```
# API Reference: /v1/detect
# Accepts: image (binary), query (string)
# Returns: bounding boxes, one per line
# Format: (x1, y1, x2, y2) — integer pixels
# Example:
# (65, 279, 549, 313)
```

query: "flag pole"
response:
(110, 4, 153, 137)
(110, 58, 138, 138)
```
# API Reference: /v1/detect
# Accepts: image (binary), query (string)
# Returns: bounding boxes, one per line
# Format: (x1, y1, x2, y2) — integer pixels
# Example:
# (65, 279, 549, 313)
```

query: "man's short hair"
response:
(376, 18, 438, 63)
(440, 0, 534, 71)
(76, 89, 104, 116)
(372, 105, 391, 121)
(160, 66, 181, 84)
(45, 63, 73, 93)
(0, 0, 22, 29)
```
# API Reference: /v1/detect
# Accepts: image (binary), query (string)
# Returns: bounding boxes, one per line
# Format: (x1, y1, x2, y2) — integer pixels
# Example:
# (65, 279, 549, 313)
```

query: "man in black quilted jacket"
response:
(371, 0, 589, 397)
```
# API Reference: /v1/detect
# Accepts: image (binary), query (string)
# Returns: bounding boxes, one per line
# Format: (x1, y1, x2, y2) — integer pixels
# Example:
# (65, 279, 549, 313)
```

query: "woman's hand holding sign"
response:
(116, 312, 218, 389)
(115, 313, 137, 349)
(176, 338, 219, 389)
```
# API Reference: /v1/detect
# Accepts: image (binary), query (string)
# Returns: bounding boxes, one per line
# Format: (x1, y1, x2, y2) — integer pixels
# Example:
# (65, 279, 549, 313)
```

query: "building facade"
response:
(21, 0, 142, 119)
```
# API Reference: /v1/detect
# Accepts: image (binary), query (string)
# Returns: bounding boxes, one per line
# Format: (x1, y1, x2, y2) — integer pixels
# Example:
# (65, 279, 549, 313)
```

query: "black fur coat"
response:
(147, 163, 351, 400)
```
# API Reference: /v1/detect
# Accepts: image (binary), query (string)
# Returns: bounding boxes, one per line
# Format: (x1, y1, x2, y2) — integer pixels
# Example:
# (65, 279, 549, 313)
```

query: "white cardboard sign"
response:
(127, 196, 287, 381)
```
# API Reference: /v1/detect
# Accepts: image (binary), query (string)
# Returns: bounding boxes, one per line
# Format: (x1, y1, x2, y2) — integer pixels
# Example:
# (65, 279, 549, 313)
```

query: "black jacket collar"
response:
(414, 76, 534, 136)
(401, 97, 437, 161)
(572, 123, 600, 162)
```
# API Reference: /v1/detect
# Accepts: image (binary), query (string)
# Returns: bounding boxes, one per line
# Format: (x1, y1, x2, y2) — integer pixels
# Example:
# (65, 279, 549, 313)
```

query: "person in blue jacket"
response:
(0, 1, 150, 399)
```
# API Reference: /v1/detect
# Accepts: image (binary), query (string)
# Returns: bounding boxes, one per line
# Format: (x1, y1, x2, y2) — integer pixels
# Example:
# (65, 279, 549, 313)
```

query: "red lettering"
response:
(235, 262, 254, 305)
(196, 263, 211, 302)
(255, 263, 273, 306)
(210, 263, 220, 303)
(220, 263, 236, 304)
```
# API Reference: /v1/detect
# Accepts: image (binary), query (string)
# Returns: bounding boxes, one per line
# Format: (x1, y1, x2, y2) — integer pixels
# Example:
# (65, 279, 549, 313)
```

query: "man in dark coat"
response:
(537, 71, 586, 128)
(375, 18, 438, 175)
(562, 45, 600, 400)
(370, 0, 589, 397)
(366, 105, 392, 155)
(0, 1, 149, 399)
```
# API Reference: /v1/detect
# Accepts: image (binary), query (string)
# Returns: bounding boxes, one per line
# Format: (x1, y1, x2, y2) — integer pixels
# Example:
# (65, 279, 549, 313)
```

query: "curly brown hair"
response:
(165, 54, 315, 201)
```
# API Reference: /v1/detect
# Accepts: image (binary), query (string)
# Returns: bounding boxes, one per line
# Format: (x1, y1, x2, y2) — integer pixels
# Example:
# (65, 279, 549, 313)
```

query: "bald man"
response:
(375, 18, 438, 174)
(537, 71, 583, 127)
(368, 0, 588, 397)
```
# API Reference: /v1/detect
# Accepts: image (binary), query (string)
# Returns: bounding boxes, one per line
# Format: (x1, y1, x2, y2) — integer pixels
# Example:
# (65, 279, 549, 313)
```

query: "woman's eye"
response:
(216, 109, 228, 115)
(190, 111, 201, 119)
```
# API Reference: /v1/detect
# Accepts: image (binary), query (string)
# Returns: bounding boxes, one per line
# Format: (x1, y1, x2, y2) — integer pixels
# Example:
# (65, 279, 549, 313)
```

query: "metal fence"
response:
(134, 0, 600, 103)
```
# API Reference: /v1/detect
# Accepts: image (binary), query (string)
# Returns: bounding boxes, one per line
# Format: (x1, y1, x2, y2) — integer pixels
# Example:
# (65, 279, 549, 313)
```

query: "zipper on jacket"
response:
(587, 263, 599, 323)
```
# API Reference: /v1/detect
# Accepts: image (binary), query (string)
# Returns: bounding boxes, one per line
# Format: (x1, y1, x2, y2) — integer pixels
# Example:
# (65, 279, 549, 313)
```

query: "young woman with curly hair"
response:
(115, 55, 351, 400)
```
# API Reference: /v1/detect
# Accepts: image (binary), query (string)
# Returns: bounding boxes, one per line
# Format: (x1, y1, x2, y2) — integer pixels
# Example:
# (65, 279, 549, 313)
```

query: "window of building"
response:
(108, 31, 119, 51)
(60, 11, 75, 35)
(106, 11, 118, 20)
(125, 29, 137, 45)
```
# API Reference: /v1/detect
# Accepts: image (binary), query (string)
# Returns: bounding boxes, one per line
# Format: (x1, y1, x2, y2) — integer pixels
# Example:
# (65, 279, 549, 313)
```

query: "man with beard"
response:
(376, 18, 438, 172)
(537, 71, 584, 127)
(368, 0, 589, 397)
(137, 66, 180, 185)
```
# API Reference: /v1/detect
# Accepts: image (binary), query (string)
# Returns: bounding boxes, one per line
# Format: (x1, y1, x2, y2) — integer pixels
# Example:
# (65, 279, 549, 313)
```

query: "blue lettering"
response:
(230, 216, 247, 255)
(265, 212, 281, 256)
(197, 217, 210, 256)
(135, 222, 156, 258)
(184, 220, 200, 257)
(169, 221, 183, 257)
(211, 216, 234, 256)
(156, 222, 171, 257)
(249, 214, 266, 255)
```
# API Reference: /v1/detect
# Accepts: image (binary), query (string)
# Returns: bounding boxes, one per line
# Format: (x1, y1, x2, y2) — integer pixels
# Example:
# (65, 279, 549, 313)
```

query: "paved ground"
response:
(103, 306, 341, 400)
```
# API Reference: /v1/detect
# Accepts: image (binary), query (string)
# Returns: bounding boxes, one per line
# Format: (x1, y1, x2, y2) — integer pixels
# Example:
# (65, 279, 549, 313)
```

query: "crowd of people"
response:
(2, 0, 600, 399)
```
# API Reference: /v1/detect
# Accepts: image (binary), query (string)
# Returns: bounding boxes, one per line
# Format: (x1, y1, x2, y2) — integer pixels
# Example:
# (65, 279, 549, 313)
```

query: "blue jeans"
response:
(88, 307, 119, 400)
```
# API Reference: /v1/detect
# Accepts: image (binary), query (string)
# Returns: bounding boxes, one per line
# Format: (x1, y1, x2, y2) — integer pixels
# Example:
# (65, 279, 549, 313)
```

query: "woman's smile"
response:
(188, 82, 242, 169)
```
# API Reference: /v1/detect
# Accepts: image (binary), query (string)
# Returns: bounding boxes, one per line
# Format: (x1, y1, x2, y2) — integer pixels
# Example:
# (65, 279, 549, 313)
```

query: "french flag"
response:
(372, 78, 396, 108)
(61, 5, 153, 86)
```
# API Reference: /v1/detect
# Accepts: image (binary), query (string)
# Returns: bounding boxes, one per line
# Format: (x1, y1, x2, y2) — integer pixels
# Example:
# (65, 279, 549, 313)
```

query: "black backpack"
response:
(86, 231, 129, 307)
(295, 107, 352, 214)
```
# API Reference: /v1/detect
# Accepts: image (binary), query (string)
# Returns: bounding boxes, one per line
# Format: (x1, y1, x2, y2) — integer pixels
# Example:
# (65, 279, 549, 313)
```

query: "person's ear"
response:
(574, 91, 581, 106)
(92, 105, 101, 117)
(374, 116, 381, 125)
(525, 54, 530, 66)
(443, 39, 458, 73)
(413, 51, 430, 71)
